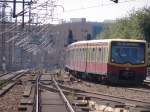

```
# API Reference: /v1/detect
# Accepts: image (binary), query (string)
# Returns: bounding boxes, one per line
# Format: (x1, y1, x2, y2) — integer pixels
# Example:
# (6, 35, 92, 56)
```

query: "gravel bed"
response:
(0, 73, 34, 112)
(0, 84, 24, 112)
(60, 73, 150, 102)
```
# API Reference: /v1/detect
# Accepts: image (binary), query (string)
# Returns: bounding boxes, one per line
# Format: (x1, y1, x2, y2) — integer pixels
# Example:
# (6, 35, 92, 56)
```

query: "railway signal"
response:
(110, 0, 118, 3)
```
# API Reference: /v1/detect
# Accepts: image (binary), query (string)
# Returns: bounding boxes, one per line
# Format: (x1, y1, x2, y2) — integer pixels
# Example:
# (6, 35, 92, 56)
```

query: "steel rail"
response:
(0, 72, 9, 77)
(0, 71, 27, 87)
(53, 79, 75, 112)
(35, 74, 41, 112)
(56, 83, 150, 108)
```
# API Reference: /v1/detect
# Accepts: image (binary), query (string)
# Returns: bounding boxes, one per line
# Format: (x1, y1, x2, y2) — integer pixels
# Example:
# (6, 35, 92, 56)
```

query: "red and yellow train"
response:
(65, 39, 147, 84)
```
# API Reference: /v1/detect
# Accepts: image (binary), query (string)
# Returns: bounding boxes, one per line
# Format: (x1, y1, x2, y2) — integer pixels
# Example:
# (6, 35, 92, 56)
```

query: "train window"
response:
(77, 48, 79, 60)
(104, 48, 106, 63)
(84, 48, 85, 62)
(91, 48, 93, 62)
(87, 48, 90, 62)
(89, 48, 91, 62)
(78, 48, 79, 61)
(93, 48, 95, 62)
(85, 48, 87, 62)
(80, 48, 83, 61)
(80, 48, 82, 61)
(102, 48, 103, 63)
(84, 48, 86, 62)
(97, 47, 100, 63)
(105, 48, 108, 62)
(96, 48, 98, 63)
(82, 48, 84, 61)
(84, 48, 85, 57)
(88, 48, 90, 62)
(96, 48, 100, 63)
(101, 48, 102, 63)
(99, 48, 101, 63)
(81, 48, 82, 61)
(70, 50, 72, 61)
(93, 48, 96, 62)
(97, 48, 100, 63)
(78, 48, 79, 60)
(103, 48, 105, 63)
(73, 50, 74, 62)
(74, 49, 76, 61)
(80, 48, 82, 60)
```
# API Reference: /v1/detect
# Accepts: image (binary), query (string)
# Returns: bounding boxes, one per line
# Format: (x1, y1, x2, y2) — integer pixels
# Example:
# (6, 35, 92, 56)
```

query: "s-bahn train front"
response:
(107, 40, 147, 84)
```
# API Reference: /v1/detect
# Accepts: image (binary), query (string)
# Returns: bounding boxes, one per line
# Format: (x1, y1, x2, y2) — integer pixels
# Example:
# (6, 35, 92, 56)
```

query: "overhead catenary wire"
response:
(61, 0, 145, 13)
(1, 0, 61, 53)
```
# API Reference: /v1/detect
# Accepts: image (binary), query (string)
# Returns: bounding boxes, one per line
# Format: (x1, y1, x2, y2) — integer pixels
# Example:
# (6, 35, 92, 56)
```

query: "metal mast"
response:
(1, 0, 6, 72)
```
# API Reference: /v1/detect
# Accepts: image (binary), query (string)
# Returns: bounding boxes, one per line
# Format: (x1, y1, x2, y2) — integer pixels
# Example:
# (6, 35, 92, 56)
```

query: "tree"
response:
(97, 7, 150, 41)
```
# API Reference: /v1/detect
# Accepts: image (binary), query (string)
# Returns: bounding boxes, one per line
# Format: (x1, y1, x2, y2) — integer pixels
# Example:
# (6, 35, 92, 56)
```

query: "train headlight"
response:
(141, 60, 144, 63)
(125, 67, 129, 70)
(112, 59, 114, 62)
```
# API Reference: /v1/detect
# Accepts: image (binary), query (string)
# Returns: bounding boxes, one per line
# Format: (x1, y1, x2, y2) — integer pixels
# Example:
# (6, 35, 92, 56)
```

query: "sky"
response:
(56, 0, 150, 22)
(4, 0, 150, 24)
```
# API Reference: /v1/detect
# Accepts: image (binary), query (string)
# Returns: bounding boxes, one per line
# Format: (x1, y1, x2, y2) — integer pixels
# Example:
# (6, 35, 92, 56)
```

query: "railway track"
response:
(0, 69, 29, 96)
(0, 72, 9, 77)
(53, 70, 150, 112)
(58, 83, 150, 107)
(1, 69, 149, 112)
(32, 73, 75, 112)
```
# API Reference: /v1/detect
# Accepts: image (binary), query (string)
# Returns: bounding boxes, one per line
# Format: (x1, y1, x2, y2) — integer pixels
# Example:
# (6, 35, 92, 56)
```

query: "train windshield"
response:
(111, 42, 145, 64)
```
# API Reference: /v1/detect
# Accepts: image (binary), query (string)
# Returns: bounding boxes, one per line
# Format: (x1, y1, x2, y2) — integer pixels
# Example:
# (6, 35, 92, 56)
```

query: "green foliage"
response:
(98, 7, 150, 42)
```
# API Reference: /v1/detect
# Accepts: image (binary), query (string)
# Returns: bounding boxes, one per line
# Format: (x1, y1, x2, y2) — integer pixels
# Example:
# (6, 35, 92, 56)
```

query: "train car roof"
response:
(68, 39, 146, 47)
